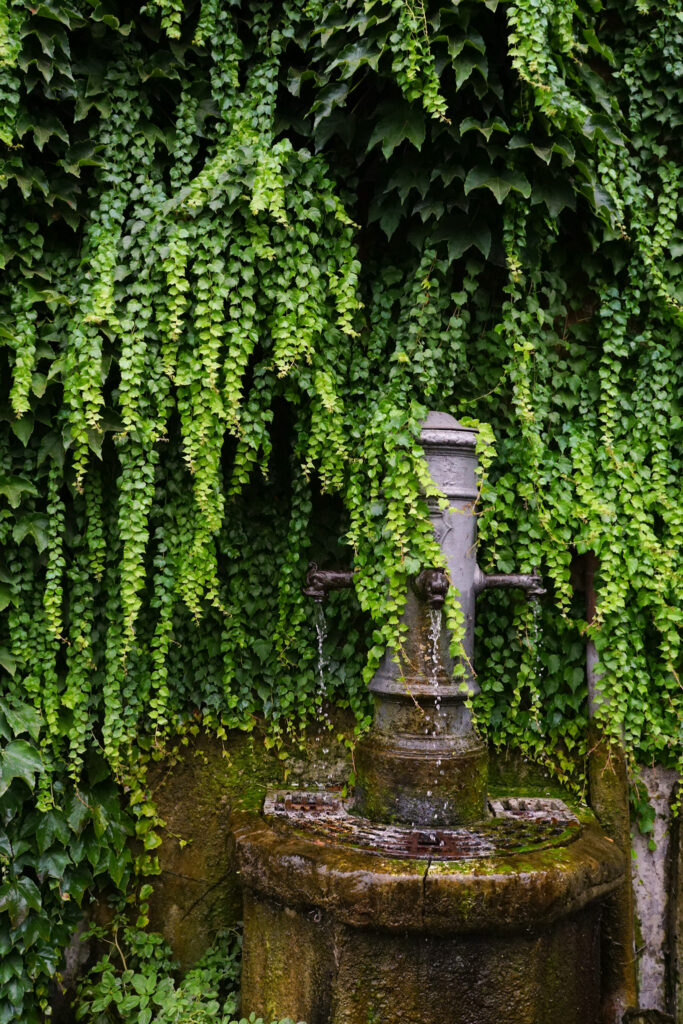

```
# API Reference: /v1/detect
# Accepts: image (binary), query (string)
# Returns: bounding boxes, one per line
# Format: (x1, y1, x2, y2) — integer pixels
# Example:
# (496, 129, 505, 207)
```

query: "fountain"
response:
(231, 413, 625, 1024)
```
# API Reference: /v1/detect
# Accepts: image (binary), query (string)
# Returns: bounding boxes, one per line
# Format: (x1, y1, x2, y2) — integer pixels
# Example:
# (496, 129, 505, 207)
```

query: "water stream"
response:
(427, 607, 449, 819)
(427, 607, 442, 687)
(528, 597, 543, 728)
(314, 604, 332, 762)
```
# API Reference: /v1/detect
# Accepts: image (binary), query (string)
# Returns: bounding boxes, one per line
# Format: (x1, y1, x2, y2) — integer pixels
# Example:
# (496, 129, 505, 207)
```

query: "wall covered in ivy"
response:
(0, 0, 681, 1018)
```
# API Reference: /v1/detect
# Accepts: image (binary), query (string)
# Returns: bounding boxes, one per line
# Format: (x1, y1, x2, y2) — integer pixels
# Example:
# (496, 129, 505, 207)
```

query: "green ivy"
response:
(0, 0, 681, 1017)
(75, 915, 301, 1024)
(75, 917, 239, 1023)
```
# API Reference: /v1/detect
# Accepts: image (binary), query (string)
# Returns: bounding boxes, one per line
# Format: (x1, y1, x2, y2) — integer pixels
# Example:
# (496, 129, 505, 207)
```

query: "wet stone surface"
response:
(263, 790, 580, 861)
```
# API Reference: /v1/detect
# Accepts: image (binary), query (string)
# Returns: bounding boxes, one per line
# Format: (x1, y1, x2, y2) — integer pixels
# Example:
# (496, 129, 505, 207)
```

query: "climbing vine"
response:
(0, 0, 681, 1019)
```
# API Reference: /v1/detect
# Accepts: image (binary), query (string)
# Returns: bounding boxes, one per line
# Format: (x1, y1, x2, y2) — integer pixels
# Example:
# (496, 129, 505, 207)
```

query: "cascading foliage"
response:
(0, 0, 681, 1018)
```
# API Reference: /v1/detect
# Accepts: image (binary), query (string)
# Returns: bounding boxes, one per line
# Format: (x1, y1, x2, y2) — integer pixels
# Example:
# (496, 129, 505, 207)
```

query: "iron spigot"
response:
(473, 566, 546, 599)
(302, 562, 355, 603)
(412, 567, 450, 609)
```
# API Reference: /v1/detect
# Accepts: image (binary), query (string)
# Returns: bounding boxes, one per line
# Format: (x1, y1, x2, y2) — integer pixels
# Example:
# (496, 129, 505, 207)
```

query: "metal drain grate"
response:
(263, 790, 580, 861)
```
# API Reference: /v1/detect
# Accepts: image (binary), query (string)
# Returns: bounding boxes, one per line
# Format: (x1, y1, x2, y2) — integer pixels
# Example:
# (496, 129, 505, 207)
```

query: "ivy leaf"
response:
(58, 142, 103, 177)
(85, 750, 110, 786)
(37, 431, 66, 468)
(36, 810, 71, 854)
(90, 7, 132, 35)
(581, 26, 615, 64)
(508, 133, 576, 166)
(32, 3, 85, 29)
(312, 107, 356, 148)
(0, 476, 39, 509)
(465, 221, 491, 260)
(0, 740, 44, 796)
(531, 179, 576, 217)
(10, 416, 34, 446)
(453, 51, 488, 90)
(385, 160, 430, 202)
(326, 40, 380, 80)
(575, 166, 616, 219)
(432, 215, 491, 261)
(669, 238, 683, 260)
(18, 113, 69, 152)
(37, 849, 71, 878)
(107, 847, 130, 888)
(464, 166, 531, 204)
(311, 82, 350, 130)
(63, 864, 92, 904)
(0, 877, 42, 928)
(65, 791, 90, 834)
(286, 66, 316, 98)
(137, 50, 182, 83)
(367, 193, 403, 239)
(12, 515, 50, 553)
(0, 830, 11, 859)
(0, 649, 16, 676)
(460, 116, 508, 142)
(367, 102, 426, 158)
(13, 165, 50, 200)
(0, 701, 42, 742)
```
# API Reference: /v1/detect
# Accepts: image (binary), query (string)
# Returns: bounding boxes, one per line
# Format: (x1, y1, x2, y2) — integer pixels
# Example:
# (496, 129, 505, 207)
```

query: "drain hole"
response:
(416, 832, 442, 846)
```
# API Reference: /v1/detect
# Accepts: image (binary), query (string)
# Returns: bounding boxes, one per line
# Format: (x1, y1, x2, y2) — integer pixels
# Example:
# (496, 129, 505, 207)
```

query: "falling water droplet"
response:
(427, 608, 442, 685)
(313, 604, 333, 778)
(530, 598, 543, 659)
(427, 607, 446, 810)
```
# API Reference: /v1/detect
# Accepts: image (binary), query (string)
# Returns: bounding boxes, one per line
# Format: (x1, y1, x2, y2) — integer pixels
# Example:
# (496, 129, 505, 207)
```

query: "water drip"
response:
(313, 604, 332, 764)
(527, 598, 544, 730)
(531, 597, 543, 671)
(427, 607, 442, 686)
(530, 597, 542, 651)
(427, 608, 446, 799)
(315, 603, 327, 690)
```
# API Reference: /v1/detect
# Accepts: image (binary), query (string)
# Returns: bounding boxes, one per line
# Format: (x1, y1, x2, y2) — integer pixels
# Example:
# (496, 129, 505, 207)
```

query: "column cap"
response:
(420, 411, 478, 451)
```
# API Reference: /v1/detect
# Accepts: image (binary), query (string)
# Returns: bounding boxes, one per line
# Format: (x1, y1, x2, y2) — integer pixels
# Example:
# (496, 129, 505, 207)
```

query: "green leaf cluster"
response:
(75, 920, 240, 1023)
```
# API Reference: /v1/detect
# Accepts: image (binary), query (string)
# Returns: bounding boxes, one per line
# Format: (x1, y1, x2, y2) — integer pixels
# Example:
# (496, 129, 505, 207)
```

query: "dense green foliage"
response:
(75, 919, 244, 1023)
(0, 0, 681, 1018)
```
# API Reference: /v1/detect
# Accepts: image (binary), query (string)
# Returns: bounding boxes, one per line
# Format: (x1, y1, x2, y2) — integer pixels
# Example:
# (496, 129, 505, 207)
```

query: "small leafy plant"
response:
(75, 917, 243, 1024)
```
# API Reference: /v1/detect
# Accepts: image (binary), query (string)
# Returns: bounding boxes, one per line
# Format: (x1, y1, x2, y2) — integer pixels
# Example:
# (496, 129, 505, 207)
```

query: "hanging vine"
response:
(0, 0, 681, 1019)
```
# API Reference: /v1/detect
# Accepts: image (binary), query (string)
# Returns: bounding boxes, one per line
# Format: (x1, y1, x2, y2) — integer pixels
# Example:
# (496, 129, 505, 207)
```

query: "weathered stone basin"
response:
(233, 793, 625, 1024)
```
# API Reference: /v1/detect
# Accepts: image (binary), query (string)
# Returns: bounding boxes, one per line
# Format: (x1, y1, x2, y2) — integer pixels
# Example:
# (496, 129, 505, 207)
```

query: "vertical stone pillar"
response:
(354, 413, 487, 825)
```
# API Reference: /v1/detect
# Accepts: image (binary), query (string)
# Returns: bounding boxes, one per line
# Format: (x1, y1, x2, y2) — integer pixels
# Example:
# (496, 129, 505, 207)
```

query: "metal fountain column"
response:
(303, 411, 544, 826)
(353, 411, 545, 825)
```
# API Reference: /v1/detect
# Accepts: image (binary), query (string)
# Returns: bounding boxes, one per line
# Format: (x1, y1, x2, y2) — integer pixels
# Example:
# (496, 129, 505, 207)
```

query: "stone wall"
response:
(630, 767, 680, 1018)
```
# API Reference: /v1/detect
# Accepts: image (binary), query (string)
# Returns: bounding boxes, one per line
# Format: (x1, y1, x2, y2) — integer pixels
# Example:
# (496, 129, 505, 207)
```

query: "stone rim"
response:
(231, 806, 625, 936)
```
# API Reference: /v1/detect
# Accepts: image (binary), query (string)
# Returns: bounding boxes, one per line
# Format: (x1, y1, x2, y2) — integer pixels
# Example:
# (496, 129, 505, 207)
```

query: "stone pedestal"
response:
(233, 804, 625, 1024)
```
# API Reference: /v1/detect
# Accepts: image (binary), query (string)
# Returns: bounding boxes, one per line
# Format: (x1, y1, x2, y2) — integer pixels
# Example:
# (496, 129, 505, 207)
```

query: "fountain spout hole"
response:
(302, 562, 355, 603)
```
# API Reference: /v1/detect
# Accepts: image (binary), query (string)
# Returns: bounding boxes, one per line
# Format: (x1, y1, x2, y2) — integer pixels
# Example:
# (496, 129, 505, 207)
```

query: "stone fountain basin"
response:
(231, 792, 624, 936)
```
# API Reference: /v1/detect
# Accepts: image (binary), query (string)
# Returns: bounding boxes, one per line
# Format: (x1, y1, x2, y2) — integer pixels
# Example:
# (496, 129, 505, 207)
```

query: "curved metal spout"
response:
(473, 566, 546, 598)
(302, 562, 355, 603)
(412, 567, 450, 609)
